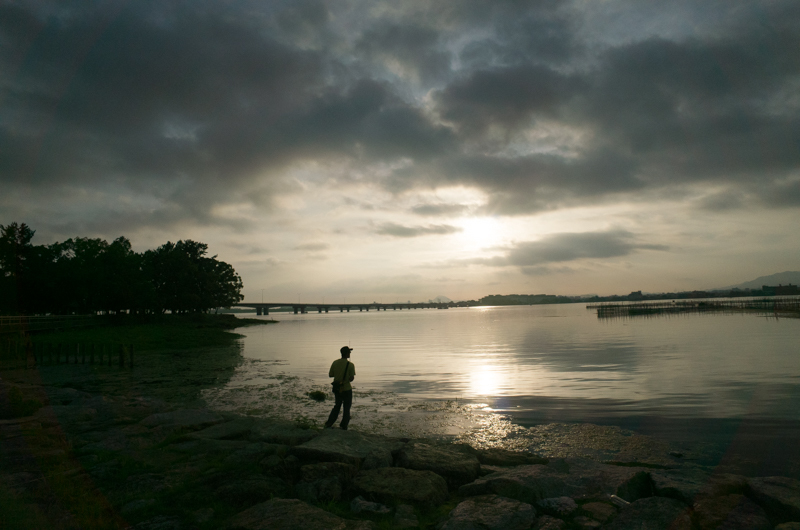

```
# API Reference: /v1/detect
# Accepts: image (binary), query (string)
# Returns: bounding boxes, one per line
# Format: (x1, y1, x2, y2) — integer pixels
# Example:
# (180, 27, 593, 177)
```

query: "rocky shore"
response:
(2, 376, 800, 529)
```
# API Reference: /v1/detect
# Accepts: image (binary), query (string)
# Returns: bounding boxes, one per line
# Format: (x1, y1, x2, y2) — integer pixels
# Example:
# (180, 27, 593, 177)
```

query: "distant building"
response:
(763, 284, 800, 296)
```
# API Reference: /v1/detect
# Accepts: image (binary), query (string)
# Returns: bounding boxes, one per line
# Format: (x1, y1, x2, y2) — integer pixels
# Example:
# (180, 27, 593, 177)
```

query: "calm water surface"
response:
(236, 303, 799, 421)
(227, 303, 800, 474)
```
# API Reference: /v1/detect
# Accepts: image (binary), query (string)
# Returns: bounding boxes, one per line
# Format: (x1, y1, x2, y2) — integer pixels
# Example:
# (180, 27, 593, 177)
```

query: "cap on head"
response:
(340, 346, 353, 356)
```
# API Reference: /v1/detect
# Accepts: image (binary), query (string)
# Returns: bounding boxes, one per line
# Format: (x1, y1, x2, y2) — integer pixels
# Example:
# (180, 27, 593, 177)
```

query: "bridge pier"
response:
(256, 307, 262, 316)
(293, 307, 299, 314)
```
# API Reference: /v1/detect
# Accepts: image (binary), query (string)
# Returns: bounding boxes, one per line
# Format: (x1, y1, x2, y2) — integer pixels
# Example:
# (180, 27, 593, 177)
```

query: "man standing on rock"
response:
(325, 346, 355, 430)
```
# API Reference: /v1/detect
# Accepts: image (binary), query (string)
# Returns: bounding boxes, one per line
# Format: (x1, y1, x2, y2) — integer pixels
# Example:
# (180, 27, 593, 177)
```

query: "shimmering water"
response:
(207, 303, 800, 475)
(236, 304, 800, 421)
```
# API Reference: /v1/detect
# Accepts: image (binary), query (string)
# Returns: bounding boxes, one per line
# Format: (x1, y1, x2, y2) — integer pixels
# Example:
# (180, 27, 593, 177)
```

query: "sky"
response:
(2, 0, 800, 302)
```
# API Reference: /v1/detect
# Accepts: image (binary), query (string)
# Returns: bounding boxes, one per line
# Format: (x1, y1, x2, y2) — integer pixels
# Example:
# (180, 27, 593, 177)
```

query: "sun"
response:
(458, 217, 502, 250)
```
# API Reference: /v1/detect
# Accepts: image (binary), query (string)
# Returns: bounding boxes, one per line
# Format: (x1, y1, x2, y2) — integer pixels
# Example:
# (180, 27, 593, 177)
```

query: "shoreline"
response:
(3, 370, 800, 528)
(2, 317, 799, 528)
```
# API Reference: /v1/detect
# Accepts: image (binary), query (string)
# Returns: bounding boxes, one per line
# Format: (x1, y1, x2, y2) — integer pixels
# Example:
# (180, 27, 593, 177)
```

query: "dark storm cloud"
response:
(3, 0, 800, 234)
(420, 0, 800, 213)
(355, 23, 451, 84)
(435, 64, 576, 133)
(375, 222, 462, 238)
(0, 0, 455, 230)
(456, 230, 667, 272)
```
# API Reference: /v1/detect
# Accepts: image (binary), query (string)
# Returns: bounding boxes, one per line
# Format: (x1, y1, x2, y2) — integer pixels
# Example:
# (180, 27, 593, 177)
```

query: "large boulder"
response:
(458, 464, 567, 502)
(650, 468, 743, 505)
(354, 467, 448, 505)
(476, 448, 548, 467)
(140, 409, 224, 430)
(441, 495, 536, 530)
(226, 498, 373, 529)
(292, 429, 403, 468)
(214, 475, 286, 508)
(188, 417, 256, 440)
(249, 419, 319, 446)
(604, 497, 691, 530)
(458, 459, 651, 504)
(692, 494, 771, 530)
(748, 476, 800, 525)
(301, 462, 358, 484)
(396, 442, 481, 487)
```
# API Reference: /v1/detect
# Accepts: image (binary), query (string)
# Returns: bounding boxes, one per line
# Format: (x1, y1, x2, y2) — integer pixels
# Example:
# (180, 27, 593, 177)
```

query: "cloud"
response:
(452, 229, 668, 270)
(375, 222, 462, 237)
(3, 0, 800, 243)
(504, 230, 668, 266)
(411, 203, 470, 216)
(294, 242, 330, 251)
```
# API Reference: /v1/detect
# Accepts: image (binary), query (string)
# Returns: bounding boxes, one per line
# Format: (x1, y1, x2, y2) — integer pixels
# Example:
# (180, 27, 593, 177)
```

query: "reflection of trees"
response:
(0, 222, 243, 315)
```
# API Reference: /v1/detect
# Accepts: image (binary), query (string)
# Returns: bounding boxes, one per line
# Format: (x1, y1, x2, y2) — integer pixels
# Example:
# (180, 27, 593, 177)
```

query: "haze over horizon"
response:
(3, 1, 800, 301)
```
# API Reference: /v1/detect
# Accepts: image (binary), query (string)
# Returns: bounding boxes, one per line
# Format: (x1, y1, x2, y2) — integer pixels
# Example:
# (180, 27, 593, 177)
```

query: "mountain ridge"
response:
(715, 271, 800, 291)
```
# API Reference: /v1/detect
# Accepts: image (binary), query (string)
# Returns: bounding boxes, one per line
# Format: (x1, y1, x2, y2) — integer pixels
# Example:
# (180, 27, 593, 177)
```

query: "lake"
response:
(210, 303, 800, 476)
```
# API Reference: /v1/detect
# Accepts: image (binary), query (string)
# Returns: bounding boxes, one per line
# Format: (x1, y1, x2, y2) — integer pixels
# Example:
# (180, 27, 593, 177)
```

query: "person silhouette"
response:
(325, 346, 355, 430)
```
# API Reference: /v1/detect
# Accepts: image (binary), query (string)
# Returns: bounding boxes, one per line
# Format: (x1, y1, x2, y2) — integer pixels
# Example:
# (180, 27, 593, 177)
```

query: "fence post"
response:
(90, 343, 94, 365)
(119, 345, 124, 367)
(129, 344, 134, 368)
(57, 343, 61, 364)
(108, 344, 113, 367)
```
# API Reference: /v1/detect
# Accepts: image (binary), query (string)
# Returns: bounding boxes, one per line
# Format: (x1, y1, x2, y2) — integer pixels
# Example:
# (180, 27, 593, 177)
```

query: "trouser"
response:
(325, 389, 352, 429)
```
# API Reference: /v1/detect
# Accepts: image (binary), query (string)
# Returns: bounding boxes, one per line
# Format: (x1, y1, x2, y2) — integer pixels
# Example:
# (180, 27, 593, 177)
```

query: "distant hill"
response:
(431, 295, 452, 303)
(717, 271, 800, 291)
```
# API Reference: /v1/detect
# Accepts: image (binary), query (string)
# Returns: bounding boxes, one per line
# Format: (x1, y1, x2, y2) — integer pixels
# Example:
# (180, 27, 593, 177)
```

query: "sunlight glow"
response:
(470, 365, 503, 396)
(458, 217, 502, 250)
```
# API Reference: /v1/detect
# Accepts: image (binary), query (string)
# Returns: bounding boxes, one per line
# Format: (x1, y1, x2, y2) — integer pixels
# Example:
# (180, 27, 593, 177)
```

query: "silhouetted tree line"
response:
(0, 222, 243, 315)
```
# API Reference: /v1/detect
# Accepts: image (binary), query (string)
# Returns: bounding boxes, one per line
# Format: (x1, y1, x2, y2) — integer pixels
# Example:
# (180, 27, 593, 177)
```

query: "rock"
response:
(441, 495, 536, 530)
(534, 515, 565, 529)
(537, 496, 577, 517)
(133, 515, 183, 529)
(249, 419, 319, 446)
(140, 409, 224, 430)
(396, 442, 481, 487)
(581, 501, 616, 523)
(293, 429, 403, 469)
(168, 437, 249, 454)
(226, 498, 374, 529)
(354, 467, 448, 505)
(350, 495, 391, 514)
(748, 476, 800, 525)
(458, 459, 645, 504)
(214, 475, 286, 507)
(573, 516, 601, 529)
(225, 442, 282, 465)
(615, 471, 655, 502)
(457, 464, 566, 503)
(476, 448, 548, 467)
(121, 499, 156, 515)
(296, 477, 342, 502)
(604, 497, 691, 530)
(394, 505, 419, 528)
(776, 523, 800, 530)
(260, 454, 283, 469)
(650, 468, 743, 504)
(301, 462, 358, 484)
(692, 494, 771, 530)
(193, 507, 214, 523)
(188, 417, 256, 440)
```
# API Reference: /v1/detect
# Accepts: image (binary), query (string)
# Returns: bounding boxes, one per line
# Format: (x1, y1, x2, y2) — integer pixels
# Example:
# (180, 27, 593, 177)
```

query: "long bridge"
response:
(235, 301, 457, 315)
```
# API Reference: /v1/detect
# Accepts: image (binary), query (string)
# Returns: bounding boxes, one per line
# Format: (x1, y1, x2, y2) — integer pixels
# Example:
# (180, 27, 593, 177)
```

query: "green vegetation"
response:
(0, 222, 243, 315)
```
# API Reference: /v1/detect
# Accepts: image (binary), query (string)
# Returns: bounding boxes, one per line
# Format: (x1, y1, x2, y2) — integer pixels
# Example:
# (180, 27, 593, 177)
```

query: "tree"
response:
(0, 222, 35, 314)
(144, 240, 243, 313)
